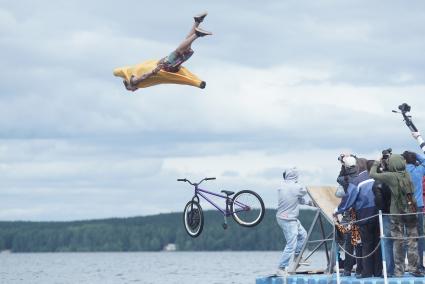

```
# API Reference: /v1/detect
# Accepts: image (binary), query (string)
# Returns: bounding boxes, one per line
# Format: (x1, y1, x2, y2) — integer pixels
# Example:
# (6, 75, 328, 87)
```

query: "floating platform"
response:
(256, 274, 425, 284)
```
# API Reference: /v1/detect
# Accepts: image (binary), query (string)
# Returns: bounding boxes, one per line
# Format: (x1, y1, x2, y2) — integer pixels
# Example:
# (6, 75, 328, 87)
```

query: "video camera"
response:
(382, 148, 392, 159)
(398, 103, 411, 114)
(379, 148, 392, 172)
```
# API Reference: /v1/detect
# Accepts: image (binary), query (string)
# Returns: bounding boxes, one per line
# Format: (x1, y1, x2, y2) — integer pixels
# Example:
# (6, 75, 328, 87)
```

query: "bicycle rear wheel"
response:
(183, 200, 204, 238)
(231, 190, 265, 227)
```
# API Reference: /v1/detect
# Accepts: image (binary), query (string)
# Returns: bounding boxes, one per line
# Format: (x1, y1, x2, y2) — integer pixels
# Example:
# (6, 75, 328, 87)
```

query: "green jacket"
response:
(369, 154, 415, 215)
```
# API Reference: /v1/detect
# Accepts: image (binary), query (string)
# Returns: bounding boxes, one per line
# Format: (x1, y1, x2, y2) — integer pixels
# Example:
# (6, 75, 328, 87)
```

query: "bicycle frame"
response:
(193, 185, 249, 217)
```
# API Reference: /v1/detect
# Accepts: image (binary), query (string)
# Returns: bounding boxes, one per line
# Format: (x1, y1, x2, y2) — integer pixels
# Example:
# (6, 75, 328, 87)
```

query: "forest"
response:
(0, 209, 332, 252)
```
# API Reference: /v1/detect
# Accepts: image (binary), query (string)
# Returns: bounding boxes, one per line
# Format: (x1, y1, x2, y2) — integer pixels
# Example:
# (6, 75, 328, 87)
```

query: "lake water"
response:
(0, 251, 327, 284)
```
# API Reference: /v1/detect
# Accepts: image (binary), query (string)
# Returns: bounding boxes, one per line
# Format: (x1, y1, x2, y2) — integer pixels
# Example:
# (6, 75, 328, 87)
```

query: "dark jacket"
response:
(336, 170, 377, 224)
(370, 154, 416, 216)
(372, 181, 391, 214)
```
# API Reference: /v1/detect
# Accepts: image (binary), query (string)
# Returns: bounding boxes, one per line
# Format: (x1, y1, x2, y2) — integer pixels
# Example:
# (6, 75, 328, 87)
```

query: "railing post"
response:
(379, 210, 388, 284)
(333, 226, 341, 284)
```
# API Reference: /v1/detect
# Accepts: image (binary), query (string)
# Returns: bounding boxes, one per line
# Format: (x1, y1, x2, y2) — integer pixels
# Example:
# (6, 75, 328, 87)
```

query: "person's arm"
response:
(335, 183, 358, 215)
(417, 153, 425, 175)
(131, 65, 162, 85)
(297, 186, 308, 204)
(416, 153, 425, 165)
(369, 160, 393, 185)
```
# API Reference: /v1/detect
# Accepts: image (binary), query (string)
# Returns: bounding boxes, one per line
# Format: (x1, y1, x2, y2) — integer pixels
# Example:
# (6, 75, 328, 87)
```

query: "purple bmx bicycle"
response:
(177, 177, 265, 238)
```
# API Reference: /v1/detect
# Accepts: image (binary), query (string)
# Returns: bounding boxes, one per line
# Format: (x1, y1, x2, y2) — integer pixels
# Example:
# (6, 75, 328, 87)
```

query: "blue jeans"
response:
(277, 218, 307, 268)
(417, 207, 424, 270)
(383, 215, 395, 275)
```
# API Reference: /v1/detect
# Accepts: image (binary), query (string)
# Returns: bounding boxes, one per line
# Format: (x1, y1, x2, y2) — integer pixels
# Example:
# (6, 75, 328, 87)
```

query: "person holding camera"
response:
(334, 166, 382, 278)
(402, 149, 425, 273)
(370, 154, 423, 277)
(366, 158, 395, 277)
(336, 154, 368, 277)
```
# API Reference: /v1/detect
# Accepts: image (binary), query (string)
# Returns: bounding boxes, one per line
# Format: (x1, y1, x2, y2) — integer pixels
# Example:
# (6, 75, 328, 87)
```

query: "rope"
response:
(336, 213, 379, 226)
(337, 242, 381, 259)
(382, 235, 425, 240)
(382, 211, 424, 216)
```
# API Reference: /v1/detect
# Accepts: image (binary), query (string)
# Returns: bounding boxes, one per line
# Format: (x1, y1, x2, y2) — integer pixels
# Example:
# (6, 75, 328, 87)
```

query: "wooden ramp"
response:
(307, 186, 339, 223)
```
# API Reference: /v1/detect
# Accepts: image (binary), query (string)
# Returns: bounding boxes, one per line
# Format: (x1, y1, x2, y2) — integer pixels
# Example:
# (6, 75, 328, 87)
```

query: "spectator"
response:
(334, 169, 382, 278)
(336, 155, 366, 277)
(402, 150, 425, 273)
(367, 160, 394, 276)
(276, 167, 311, 275)
(370, 154, 423, 277)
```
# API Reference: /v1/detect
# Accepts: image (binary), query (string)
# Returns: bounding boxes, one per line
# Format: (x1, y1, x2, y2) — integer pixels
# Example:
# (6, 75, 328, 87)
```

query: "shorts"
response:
(162, 49, 194, 72)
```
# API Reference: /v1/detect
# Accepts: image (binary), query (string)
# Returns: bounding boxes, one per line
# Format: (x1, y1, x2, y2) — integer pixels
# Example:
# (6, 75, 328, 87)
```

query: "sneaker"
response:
(195, 27, 212, 37)
(343, 271, 351, 276)
(410, 270, 424, 277)
(276, 267, 288, 277)
(194, 12, 208, 23)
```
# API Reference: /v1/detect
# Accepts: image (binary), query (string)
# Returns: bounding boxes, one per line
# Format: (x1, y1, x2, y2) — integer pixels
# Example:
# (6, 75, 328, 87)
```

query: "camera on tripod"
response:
(398, 103, 411, 114)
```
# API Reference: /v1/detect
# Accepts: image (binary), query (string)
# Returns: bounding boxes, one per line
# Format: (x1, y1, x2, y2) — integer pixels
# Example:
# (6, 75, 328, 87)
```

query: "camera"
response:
(398, 103, 411, 113)
(379, 148, 392, 172)
(382, 148, 392, 159)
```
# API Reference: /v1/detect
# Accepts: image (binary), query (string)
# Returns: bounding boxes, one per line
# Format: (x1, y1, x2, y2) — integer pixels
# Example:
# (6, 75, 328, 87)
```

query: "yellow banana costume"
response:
(113, 60, 205, 89)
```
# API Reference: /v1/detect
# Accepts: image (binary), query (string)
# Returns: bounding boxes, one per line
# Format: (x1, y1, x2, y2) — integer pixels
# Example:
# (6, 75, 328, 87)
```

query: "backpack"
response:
(395, 173, 417, 223)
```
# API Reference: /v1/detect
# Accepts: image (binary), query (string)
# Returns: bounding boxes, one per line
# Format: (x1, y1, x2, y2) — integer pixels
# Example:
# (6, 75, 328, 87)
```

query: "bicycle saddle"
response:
(221, 190, 234, 196)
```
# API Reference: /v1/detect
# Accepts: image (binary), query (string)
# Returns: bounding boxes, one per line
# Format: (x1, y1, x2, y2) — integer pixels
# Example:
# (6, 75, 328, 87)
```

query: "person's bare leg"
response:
(186, 22, 200, 39)
(176, 28, 212, 54)
(176, 34, 198, 54)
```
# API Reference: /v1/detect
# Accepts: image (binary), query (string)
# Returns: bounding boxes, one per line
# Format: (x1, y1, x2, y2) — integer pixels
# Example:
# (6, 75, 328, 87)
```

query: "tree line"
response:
(0, 209, 332, 252)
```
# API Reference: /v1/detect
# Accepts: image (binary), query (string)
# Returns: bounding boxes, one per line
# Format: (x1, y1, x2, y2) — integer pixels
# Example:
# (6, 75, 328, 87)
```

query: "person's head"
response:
(366, 160, 375, 173)
(342, 156, 356, 168)
(283, 167, 299, 182)
(387, 154, 406, 172)
(402, 151, 417, 165)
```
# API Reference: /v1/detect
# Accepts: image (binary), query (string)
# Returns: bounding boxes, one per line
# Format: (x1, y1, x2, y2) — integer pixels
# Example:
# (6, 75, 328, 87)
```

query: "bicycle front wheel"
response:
(183, 200, 204, 238)
(231, 190, 265, 227)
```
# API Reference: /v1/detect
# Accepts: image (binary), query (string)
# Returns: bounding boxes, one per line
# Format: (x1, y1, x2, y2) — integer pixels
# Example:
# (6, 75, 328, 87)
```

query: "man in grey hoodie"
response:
(276, 167, 311, 275)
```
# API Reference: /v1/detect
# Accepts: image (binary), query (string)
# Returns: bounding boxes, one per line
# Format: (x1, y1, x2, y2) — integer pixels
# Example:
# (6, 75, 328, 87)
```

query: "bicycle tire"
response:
(182, 200, 204, 238)
(231, 190, 265, 227)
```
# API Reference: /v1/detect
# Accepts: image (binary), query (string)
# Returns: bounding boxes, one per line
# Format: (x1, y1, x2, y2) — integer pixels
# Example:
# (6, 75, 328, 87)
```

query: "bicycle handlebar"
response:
(177, 177, 216, 186)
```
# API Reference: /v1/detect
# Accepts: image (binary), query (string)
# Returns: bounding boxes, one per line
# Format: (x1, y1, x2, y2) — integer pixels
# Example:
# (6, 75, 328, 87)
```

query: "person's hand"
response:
(412, 132, 421, 139)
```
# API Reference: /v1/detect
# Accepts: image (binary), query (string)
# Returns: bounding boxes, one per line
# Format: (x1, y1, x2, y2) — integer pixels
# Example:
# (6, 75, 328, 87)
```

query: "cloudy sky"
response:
(1, 1, 425, 221)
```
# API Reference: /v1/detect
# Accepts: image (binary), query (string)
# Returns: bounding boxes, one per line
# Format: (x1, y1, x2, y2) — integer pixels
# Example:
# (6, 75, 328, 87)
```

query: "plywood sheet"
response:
(307, 186, 339, 223)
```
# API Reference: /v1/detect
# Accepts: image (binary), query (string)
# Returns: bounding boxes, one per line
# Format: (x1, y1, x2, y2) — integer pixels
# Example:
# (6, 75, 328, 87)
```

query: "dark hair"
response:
(402, 151, 417, 165)
(366, 160, 375, 172)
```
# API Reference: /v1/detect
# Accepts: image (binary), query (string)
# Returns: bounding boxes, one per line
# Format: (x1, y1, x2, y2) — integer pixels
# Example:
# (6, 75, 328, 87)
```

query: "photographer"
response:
(370, 154, 423, 277)
(336, 154, 368, 277)
(367, 158, 394, 277)
(402, 150, 425, 273)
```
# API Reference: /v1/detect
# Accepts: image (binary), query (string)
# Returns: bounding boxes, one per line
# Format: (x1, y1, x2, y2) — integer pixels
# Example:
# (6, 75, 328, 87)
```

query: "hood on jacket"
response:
(388, 154, 406, 172)
(283, 167, 299, 182)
